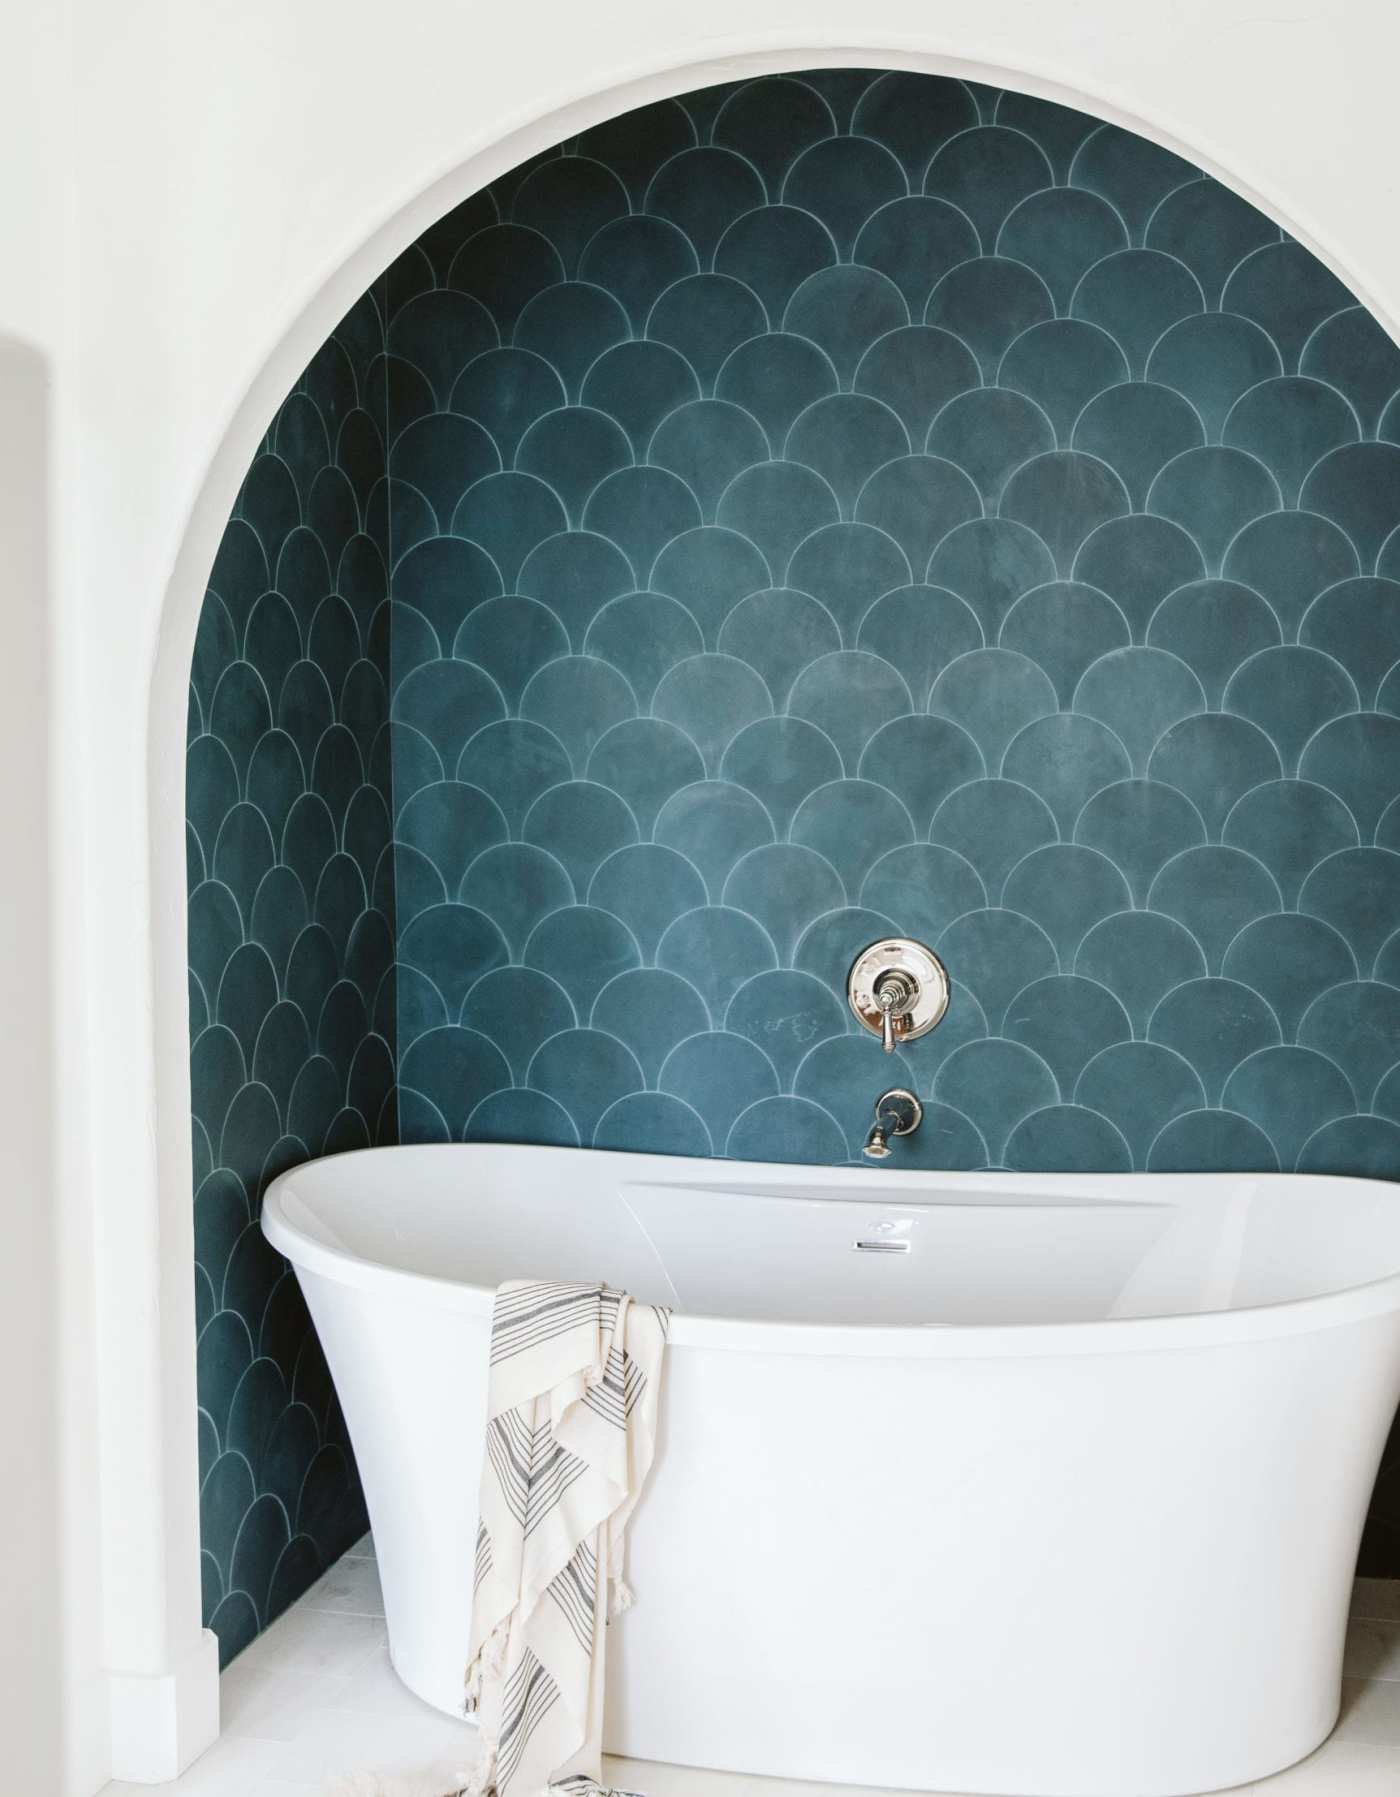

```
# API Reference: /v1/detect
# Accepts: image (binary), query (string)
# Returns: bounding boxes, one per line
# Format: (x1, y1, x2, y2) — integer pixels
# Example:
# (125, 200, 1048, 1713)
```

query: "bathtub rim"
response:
(262, 1142, 1400, 1360)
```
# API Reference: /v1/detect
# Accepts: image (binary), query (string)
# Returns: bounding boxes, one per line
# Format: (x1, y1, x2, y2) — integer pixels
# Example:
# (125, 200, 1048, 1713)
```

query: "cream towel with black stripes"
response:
(460, 1282, 670, 1797)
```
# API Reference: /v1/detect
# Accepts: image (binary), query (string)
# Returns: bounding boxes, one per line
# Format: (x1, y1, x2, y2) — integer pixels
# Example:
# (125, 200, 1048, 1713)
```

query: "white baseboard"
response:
(108, 1628, 220, 1784)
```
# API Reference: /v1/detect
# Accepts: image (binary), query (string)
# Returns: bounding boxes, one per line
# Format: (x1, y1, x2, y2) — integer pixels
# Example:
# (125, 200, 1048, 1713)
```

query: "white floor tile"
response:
(101, 1732, 289, 1796)
(320, 1769, 471, 1796)
(1249, 1738, 1400, 1792)
(221, 1660, 364, 1743)
(1333, 1672, 1400, 1746)
(256, 1695, 475, 1788)
(1350, 1576, 1400, 1620)
(99, 1557, 1400, 1797)
(301, 1553, 385, 1617)
(1344, 1617, 1400, 1681)
(240, 1602, 388, 1679)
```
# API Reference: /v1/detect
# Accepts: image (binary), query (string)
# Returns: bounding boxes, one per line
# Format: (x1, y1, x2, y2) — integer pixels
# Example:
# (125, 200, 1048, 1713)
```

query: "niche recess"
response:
(188, 67, 1400, 1661)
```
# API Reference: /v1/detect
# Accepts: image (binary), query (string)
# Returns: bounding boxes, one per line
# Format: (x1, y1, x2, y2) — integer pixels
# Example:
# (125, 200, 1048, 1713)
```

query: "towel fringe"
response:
(463, 1282, 669, 1797)
(462, 1746, 497, 1797)
(464, 1616, 510, 1715)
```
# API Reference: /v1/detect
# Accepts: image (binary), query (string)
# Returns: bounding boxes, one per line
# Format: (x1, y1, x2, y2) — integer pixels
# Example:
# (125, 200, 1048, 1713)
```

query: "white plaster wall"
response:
(1, 7, 67, 1792)
(0, 3, 110, 1791)
(6, 1, 1400, 1788)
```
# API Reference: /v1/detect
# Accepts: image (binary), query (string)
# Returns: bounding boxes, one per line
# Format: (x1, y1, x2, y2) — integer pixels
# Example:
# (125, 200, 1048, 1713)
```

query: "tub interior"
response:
(271, 1146, 1400, 1329)
(626, 1181, 1173, 1324)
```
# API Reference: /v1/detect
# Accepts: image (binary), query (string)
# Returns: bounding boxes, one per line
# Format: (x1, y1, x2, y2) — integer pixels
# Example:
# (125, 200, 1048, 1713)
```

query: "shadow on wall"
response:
(190, 66, 1400, 1657)
(187, 285, 395, 1662)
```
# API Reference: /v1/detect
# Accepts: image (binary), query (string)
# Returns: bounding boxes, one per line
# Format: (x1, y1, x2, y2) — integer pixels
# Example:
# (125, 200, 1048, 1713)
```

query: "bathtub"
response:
(263, 1144, 1400, 1797)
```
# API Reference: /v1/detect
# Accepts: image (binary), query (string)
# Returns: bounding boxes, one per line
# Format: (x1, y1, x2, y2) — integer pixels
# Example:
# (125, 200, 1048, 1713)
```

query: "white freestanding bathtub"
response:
(264, 1145, 1400, 1797)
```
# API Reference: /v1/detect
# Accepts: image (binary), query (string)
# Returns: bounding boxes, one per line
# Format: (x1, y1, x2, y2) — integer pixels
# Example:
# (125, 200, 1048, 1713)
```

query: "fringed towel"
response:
(459, 1281, 670, 1797)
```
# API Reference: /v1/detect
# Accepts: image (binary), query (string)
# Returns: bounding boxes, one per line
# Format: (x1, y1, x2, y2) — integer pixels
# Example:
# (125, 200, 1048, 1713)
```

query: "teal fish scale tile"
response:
(187, 283, 393, 1664)
(193, 68, 1400, 1626)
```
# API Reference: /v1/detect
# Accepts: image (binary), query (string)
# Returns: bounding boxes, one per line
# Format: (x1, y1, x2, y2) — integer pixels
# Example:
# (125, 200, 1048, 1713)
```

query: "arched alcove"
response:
(170, 49, 1400, 1706)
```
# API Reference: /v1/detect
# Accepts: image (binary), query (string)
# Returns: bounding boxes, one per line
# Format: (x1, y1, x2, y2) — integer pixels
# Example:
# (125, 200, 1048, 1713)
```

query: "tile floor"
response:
(102, 1544, 1400, 1797)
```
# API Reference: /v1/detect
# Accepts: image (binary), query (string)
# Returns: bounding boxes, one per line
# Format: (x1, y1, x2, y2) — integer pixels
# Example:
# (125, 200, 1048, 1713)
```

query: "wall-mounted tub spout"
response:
(862, 1088, 923, 1159)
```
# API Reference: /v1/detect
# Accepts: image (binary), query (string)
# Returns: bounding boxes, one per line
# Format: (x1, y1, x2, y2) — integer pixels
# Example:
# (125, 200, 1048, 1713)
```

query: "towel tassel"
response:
(465, 1617, 510, 1714)
(462, 1746, 497, 1797)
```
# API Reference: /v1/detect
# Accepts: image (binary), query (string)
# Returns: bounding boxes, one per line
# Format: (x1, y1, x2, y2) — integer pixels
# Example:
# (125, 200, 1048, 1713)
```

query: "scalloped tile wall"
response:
(385, 74, 1400, 1205)
(188, 284, 394, 1663)
(192, 64, 1400, 1647)
(383, 69, 1400, 1565)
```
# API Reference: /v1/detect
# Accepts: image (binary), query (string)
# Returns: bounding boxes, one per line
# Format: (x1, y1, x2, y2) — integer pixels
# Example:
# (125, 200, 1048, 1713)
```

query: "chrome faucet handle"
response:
(873, 970, 915, 1054)
(848, 938, 950, 1054)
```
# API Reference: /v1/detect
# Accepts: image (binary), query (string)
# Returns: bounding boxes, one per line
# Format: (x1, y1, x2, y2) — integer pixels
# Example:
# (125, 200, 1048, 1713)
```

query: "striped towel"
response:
(459, 1281, 670, 1797)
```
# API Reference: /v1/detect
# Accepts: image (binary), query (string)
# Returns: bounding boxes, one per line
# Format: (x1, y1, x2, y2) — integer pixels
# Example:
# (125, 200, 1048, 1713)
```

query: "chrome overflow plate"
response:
(847, 937, 950, 1052)
(853, 1217, 913, 1254)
